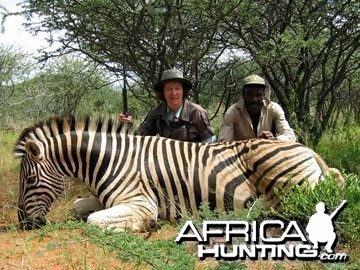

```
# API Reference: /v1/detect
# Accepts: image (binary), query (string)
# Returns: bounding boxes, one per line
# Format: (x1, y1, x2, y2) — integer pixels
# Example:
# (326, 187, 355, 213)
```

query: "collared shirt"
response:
(218, 97, 296, 142)
(140, 99, 217, 143)
(167, 104, 183, 122)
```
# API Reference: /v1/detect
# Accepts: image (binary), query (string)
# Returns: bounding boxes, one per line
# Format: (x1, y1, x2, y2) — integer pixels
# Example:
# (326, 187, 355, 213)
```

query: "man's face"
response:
(243, 85, 265, 115)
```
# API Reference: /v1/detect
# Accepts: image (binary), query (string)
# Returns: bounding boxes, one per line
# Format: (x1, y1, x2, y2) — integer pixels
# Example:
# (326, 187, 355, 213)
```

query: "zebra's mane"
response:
(14, 114, 136, 158)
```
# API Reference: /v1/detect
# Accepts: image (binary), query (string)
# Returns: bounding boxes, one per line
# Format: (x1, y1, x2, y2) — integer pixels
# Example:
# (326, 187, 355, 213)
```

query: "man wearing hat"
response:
(120, 68, 216, 142)
(218, 74, 296, 142)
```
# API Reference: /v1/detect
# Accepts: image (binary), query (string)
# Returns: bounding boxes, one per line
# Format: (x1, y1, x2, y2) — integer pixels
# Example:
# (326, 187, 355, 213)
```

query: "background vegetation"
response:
(1, 0, 359, 146)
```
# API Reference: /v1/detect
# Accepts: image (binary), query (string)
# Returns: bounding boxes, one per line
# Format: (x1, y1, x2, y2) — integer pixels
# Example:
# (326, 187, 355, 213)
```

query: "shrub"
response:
(272, 174, 360, 244)
(316, 126, 360, 174)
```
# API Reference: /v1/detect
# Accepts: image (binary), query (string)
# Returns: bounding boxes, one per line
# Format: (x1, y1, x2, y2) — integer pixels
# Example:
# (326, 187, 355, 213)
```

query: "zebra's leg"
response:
(86, 197, 158, 232)
(72, 197, 104, 221)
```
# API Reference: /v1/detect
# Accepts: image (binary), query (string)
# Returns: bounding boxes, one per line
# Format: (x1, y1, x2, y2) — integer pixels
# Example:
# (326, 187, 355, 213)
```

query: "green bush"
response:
(316, 126, 360, 174)
(0, 130, 20, 177)
(272, 174, 360, 244)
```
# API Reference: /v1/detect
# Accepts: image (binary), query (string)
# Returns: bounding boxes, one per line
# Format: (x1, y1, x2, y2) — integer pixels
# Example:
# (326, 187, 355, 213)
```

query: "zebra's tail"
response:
(311, 149, 345, 184)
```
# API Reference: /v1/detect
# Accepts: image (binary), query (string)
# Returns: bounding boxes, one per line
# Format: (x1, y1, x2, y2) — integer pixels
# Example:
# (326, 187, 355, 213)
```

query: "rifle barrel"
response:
(122, 62, 128, 116)
(330, 200, 347, 220)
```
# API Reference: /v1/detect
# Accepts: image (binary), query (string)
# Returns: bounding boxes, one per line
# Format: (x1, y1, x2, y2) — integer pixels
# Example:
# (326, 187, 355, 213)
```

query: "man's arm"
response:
(272, 103, 297, 142)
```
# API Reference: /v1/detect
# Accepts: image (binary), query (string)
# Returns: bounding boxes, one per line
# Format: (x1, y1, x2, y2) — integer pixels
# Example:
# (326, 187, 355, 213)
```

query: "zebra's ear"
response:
(24, 141, 44, 161)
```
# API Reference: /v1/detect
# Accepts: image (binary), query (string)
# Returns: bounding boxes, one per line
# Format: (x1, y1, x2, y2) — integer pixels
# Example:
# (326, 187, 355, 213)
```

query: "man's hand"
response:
(259, 131, 275, 140)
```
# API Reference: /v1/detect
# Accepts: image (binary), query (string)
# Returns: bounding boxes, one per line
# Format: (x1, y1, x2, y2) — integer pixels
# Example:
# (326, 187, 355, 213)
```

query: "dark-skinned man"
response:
(218, 74, 296, 142)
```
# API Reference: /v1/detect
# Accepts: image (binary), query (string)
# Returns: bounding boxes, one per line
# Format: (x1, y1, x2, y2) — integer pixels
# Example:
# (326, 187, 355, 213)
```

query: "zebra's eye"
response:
(26, 176, 36, 185)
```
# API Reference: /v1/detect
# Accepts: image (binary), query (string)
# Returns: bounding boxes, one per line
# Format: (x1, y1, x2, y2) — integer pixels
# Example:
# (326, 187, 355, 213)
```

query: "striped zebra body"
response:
(15, 115, 340, 231)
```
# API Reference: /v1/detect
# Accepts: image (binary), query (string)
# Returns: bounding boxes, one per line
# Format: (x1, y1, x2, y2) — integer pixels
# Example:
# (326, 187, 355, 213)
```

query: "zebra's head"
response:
(16, 140, 65, 230)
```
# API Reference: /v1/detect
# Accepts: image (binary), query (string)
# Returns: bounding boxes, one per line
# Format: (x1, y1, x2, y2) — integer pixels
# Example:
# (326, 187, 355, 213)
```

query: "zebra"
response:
(14, 115, 343, 232)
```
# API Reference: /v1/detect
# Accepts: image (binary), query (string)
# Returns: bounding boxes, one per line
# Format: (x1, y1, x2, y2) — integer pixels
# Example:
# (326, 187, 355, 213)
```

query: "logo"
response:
(175, 200, 348, 262)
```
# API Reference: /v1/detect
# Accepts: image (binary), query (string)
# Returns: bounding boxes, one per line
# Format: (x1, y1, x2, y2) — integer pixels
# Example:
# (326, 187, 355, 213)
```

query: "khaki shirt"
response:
(218, 98, 296, 142)
(140, 99, 216, 142)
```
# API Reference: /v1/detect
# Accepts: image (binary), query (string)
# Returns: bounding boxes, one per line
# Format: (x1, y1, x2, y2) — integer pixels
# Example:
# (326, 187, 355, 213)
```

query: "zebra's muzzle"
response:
(18, 209, 46, 230)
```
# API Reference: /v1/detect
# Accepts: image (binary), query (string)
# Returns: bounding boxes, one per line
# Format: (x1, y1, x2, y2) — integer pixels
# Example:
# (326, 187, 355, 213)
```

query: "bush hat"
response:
(243, 74, 266, 87)
(154, 69, 193, 92)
